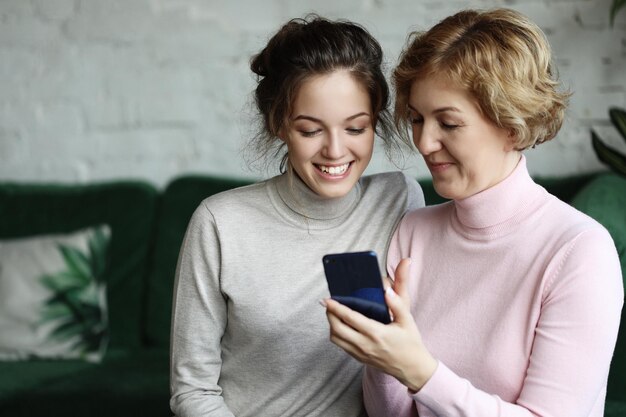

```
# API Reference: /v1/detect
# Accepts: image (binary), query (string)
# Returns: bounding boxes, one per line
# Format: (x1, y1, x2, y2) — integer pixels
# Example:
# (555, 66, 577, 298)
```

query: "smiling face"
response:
(408, 76, 521, 200)
(282, 70, 375, 199)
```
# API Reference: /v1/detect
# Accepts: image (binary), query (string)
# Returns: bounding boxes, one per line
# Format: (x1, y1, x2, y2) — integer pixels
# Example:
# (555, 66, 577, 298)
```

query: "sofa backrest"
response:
(0, 181, 159, 351)
(143, 175, 254, 348)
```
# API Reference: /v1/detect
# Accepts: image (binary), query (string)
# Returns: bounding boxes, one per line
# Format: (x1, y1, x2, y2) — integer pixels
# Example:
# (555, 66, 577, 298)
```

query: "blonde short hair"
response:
(393, 8, 571, 150)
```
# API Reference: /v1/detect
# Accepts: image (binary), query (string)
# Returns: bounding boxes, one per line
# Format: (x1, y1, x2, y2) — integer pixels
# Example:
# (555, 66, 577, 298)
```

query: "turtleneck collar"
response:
(452, 155, 547, 236)
(270, 171, 361, 229)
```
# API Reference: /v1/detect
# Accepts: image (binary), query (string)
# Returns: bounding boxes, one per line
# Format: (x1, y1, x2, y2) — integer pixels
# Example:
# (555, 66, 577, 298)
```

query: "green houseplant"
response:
(610, 0, 626, 26)
(591, 107, 626, 176)
(590, 1, 625, 175)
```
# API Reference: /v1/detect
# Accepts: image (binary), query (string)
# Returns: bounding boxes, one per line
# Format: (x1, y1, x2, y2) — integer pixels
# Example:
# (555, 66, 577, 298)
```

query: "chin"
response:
(433, 182, 457, 200)
(313, 175, 360, 199)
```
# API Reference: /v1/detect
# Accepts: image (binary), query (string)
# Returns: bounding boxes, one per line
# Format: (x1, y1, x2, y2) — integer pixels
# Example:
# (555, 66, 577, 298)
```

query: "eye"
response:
(440, 121, 460, 130)
(346, 127, 367, 135)
(298, 129, 321, 138)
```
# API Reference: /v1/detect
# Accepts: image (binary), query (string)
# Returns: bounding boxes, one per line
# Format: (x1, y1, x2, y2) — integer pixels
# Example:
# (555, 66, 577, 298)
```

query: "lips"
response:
(426, 160, 453, 173)
(315, 162, 352, 177)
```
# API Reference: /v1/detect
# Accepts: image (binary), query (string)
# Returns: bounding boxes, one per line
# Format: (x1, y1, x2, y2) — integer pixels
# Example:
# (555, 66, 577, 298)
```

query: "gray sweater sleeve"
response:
(170, 203, 235, 417)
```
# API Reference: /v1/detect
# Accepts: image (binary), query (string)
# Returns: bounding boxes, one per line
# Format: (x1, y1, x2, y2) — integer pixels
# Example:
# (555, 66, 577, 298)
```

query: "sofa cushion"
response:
(571, 172, 626, 402)
(0, 348, 169, 417)
(605, 400, 626, 417)
(0, 358, 93, 405)
(0, 225, 110, 362)
(144, 175, 253, 347)
(0, 181, 158, 351)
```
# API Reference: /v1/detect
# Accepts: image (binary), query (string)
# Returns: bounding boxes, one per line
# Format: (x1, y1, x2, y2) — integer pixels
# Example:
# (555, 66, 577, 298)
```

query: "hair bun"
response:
(250, 51, 269, 77)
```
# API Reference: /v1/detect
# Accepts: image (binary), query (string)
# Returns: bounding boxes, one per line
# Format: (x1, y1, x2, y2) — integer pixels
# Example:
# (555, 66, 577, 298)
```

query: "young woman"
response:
(324, 9, 623, 417)
(169, 16, 424, 417)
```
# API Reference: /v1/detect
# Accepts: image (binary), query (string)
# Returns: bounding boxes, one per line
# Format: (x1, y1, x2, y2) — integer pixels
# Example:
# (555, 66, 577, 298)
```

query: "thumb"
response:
(384, 286, 412, 325)
(393, 258, 412, 304)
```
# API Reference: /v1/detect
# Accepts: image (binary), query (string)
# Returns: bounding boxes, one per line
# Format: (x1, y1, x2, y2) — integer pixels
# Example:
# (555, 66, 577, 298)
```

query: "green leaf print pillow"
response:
(0, 225, 110, 363)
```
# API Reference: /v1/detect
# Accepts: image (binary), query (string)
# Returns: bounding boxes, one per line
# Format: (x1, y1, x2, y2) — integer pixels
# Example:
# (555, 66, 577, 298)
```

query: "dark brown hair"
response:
(248, 15, 398, 170)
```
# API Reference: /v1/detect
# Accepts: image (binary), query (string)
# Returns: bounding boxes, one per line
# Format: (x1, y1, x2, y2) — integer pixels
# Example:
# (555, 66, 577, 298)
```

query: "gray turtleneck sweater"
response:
(170, 171, 424, 417)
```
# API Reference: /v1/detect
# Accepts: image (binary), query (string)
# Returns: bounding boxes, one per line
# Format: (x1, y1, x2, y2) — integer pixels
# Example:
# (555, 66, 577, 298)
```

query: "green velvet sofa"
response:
(0, 172, 624, 417)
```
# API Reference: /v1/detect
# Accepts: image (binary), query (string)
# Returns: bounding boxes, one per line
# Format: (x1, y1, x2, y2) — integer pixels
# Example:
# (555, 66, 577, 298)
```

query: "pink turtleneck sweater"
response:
(364, 156, 623, 417)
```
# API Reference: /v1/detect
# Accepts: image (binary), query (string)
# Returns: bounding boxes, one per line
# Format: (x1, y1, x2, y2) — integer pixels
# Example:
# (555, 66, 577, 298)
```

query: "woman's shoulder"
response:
(361, 171, 413, 188)
(361, 171, 426, 211)
(194, 178, 272, 218)
(388, 202, 453, 247)
(543, 193, 612, 241)
(403, 201, 453, 222)
(541, 194, 622, 303)
(361, 171, 424, 201)
(530, 193, 620, 285)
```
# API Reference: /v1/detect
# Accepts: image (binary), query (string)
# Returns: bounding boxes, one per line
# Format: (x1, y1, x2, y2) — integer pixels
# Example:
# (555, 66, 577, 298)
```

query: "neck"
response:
(452, 154, 545, 233)
(274, 170, 361, 223)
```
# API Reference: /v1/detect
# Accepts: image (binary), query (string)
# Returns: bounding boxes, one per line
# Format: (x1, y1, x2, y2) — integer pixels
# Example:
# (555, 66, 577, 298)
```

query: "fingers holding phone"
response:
(322, 254, 437, 391)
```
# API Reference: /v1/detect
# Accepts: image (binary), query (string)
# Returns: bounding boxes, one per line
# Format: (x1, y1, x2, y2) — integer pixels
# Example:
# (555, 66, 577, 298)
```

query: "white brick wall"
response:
(1, 0, 625, 187)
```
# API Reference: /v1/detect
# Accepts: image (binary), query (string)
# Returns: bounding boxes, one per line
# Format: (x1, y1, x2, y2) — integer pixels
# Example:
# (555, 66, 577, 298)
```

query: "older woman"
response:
(323, 8, 623, 417)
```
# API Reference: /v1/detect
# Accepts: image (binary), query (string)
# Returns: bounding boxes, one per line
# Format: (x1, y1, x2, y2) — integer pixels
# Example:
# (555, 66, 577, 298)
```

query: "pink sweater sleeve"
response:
(369, 226, 623, 417)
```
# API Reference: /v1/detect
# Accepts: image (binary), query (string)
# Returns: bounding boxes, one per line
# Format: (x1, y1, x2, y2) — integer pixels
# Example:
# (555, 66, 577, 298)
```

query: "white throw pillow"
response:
(0, 225, 110, 363)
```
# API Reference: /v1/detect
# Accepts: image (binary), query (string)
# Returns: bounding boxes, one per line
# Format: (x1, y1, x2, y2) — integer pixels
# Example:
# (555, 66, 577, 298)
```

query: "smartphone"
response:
(322, 251, 391, 324)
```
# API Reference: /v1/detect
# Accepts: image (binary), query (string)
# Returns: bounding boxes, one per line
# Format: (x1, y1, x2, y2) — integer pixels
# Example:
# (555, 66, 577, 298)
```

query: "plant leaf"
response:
(40, 270, 87, 292)
(57, 244, 92, 284)
(592, 130, 626, 176)
(49, 319, 85, 341)
(609, 107, 626, 143)
(88, 227, 110, 281)
(44, 287, 81, 307)
(39, 303, 72, 323)
(38, 229, 108, 355)
(40, 273, 65, 292)
(46, 289, 88, 323)
(76, 283, 100, 305)
(71, 325, 107, 353)
(610, 0, 626, 26)
(76, 300, 104, 320)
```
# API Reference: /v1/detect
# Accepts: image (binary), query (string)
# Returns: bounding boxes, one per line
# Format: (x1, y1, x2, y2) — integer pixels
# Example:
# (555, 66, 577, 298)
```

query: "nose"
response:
(322, 129, 346, 159)
(413, 121, 441, 156)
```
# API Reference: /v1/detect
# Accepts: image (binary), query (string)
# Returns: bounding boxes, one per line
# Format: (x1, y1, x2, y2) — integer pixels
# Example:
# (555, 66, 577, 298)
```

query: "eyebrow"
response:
(408, 104, 461, 114)
(292, 112, 371, 123)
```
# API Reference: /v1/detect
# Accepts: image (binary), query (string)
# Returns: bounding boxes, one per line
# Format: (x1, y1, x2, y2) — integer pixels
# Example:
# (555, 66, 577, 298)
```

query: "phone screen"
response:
(322, 251, 391, 324)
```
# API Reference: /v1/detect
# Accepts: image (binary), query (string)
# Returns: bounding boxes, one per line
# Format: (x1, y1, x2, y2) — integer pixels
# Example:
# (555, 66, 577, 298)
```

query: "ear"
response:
(277, 127, 288, 143)
(503, 129, 517, 152)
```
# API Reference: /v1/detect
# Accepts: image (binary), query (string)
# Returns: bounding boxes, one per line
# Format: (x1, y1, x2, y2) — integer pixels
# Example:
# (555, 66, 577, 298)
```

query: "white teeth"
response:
(319, 163, 349, 175)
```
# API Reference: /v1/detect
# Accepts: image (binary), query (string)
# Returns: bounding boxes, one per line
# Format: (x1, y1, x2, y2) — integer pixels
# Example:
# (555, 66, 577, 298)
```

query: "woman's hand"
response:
(323, 258, 438, 392)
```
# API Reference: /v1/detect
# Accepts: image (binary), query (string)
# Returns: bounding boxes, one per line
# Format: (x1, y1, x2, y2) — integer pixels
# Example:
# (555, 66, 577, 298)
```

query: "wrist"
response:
(404, 354, 438, 393)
